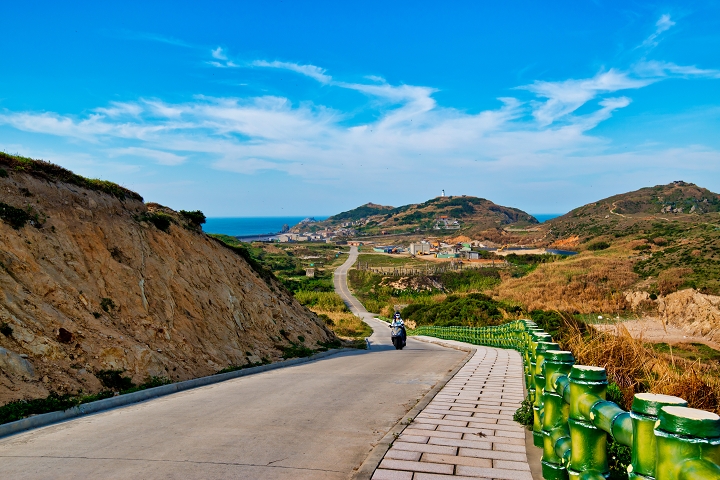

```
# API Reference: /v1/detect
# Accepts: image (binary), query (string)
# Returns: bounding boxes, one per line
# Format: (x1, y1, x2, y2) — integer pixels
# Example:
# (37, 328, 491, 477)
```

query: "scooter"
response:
(390, 323, 406, 350)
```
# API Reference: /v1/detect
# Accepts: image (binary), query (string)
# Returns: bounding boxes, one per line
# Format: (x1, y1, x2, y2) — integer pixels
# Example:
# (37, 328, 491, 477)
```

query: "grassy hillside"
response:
(304, 195, 538, 236)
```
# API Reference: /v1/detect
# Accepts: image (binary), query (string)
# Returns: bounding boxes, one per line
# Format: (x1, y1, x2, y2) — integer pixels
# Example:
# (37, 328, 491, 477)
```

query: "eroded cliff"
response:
(0, 156, 334, 404)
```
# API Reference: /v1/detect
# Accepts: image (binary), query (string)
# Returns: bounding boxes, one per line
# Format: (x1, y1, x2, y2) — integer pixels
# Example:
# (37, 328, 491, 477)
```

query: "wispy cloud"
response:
(640, 13, 676, 49)
(520, 70, 651, 126)
(252, 60, 333, 84)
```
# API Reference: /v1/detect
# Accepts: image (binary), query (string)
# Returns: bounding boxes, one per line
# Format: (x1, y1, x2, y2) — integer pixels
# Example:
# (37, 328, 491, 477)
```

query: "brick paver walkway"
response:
(372, 344, 531, 480)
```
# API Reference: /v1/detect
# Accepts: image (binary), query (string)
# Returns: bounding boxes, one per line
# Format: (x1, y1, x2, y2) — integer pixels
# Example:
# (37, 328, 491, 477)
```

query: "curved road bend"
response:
(0, 248, 465, 479)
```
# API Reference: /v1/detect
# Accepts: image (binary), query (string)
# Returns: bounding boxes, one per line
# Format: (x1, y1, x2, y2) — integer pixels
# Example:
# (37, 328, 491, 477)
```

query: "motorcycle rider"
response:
(390, 312, 407, 345)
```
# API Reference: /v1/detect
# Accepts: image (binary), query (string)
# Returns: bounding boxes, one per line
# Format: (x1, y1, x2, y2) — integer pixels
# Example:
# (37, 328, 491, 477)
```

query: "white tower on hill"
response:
(441, 189, 445, 197)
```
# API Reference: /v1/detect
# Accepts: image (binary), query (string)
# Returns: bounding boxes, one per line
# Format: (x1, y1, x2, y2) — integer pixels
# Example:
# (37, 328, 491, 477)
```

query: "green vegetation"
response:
(633, 222, 720, 295)
(402, 293, 521, 327)
(328, 203, 392, 222)
(0, 202, 34, 229)
(95, 369, 134, 391)
(294, 291, 348, 312)
(504, 253, 561, 278)
(138, 211, 173, 232)
(0, 168, 8, 178)
(208, 234, 277, 286)
(0, 374, 172, 425)
(649, 342, 720, 363)
(513, 394, 533, 428)
(0, 391, 114, 425)
(587, 241, 611, 251)
(217, 358, 270, 374)
(99, 297, 116, 313)
(179, 209, 206, 228)
(0, 152, 143, 201)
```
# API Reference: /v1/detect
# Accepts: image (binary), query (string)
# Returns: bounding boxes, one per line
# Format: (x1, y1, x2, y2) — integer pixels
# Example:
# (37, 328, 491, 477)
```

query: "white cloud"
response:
(211, 47, 228, 60)
(252, 60, 333, 84)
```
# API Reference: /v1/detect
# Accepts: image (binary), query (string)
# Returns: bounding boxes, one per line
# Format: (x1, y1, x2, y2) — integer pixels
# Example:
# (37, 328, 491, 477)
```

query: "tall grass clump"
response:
(294, 291, 348, 312)
(546, 314, 719, 413)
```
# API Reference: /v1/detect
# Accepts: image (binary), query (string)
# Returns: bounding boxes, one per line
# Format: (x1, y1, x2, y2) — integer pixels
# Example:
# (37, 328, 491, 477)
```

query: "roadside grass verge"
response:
(0, 375, 172, 426)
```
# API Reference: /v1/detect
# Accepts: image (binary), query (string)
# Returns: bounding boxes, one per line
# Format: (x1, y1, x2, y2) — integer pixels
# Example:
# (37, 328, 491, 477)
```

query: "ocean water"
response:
(203, 216, 328, 237)
(532, 213, 563, 223)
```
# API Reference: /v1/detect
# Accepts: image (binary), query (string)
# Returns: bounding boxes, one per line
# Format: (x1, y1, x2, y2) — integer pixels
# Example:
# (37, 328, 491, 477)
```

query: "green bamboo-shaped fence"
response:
(409, 321, 720, 480)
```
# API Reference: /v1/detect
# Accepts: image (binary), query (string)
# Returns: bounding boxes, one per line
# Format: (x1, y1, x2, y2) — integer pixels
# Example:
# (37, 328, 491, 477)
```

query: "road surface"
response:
(0, 247, 465, 479)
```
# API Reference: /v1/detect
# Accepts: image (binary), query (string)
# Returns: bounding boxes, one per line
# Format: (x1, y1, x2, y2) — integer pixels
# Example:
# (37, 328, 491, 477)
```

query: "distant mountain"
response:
(298, 196, 538, 235)
(547, 181, 720, 240)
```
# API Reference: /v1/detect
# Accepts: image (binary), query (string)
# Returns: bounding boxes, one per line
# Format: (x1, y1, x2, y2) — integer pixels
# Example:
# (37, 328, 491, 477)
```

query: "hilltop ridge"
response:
(296, 195, 538, 236)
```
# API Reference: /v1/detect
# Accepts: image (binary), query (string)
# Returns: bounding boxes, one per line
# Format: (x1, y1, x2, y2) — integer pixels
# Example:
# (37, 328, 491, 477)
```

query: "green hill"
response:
(304, 196, 538, 235)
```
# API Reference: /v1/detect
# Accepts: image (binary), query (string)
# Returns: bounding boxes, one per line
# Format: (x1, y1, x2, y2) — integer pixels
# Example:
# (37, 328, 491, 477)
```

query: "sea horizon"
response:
(204, 216, 330, 237)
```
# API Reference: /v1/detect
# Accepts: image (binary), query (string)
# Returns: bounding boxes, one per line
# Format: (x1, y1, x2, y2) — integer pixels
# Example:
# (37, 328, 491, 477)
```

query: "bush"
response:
(0, 168, 7, 178)
(588, 241, 611, 251)
(95, 370, 134, 391)
(0, 202, 32, 229)
(146, 212, 172, 232)
(179, 210, 206, 227)
(100, 297, 116, 312)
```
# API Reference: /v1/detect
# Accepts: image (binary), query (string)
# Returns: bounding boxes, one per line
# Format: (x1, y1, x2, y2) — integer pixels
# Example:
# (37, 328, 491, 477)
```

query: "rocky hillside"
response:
(0, 153, 334, 405)
(303, 196, 538, 236)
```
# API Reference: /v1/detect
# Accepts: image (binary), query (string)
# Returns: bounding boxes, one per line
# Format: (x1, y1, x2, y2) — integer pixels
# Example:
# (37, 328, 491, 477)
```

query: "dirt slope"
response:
(0, 157, 333, 404)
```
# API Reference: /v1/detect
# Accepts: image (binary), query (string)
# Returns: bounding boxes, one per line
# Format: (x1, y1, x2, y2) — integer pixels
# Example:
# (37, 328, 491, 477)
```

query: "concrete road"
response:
(0, 247, 465, 479)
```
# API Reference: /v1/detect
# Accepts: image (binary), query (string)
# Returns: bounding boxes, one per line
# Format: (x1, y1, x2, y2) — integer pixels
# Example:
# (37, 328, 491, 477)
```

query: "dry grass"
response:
(493, 253, 637, 313)
(558, 318, 719, 412)
(311, 309, 372, 339)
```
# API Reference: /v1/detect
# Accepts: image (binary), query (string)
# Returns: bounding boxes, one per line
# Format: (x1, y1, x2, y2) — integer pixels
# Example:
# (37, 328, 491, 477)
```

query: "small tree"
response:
(179, 210, 206, 228)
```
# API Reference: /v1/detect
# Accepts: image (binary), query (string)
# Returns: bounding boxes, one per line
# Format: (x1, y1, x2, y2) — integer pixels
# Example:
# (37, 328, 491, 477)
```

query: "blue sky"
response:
(1, 1, 720, 216)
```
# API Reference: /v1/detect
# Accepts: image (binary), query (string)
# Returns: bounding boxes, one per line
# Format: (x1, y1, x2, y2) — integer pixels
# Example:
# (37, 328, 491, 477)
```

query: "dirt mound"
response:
(0, 163, 333, 404)
(658, 289, 720, 344)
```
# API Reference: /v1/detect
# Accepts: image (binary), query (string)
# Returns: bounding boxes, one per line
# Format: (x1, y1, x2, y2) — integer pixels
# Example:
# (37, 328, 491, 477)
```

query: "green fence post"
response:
(533, 341, 561, 447)
(567, 365, 609, 479)
(654, 406, 720, 480)
(542, 350, 576, 480)
(628, 393, 687, 480)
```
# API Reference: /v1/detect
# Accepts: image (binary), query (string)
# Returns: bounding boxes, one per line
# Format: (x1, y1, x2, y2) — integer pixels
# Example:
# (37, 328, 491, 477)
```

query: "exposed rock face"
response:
(0, 169, 333, 404)
(657, 289, 720, 344)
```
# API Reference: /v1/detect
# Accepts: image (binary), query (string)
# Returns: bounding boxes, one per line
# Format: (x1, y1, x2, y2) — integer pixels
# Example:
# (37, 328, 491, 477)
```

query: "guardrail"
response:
(409, 321, 720, 480)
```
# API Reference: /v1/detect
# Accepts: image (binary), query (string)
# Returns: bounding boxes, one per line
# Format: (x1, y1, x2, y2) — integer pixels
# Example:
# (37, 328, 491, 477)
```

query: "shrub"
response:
(588, 241, 611, 251)
(281, 342, 315, 359)
(145, 212, 172, 232)
(100, 297, 116, 312)
(0, 202, 32, 229)
(179, 210, 206, 227)
(95, 369, 134, 391)
(0, 168, 7, 178)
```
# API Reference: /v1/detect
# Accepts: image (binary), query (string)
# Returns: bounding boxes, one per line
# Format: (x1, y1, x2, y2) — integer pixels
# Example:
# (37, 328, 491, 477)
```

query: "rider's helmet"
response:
(394, 312, 401, 320)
